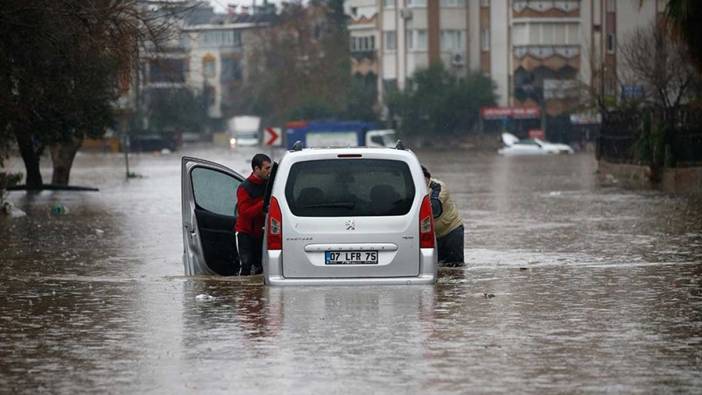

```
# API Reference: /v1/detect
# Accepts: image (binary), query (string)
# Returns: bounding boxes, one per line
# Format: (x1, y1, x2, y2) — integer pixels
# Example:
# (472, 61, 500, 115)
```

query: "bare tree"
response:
(241, 1, 351, 124)
(619, 21, 699, 111)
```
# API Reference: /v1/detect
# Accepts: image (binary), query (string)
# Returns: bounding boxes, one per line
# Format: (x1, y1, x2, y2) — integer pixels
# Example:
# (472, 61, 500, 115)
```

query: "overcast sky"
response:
(207, 0, 264, 12)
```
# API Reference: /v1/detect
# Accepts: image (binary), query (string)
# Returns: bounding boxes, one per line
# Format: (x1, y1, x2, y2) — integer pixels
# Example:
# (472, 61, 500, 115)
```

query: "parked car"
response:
(130, 132, 180, 152)
(262, 145, 437, 285)
(180, 145, 438, 285)
(497, 132, 574, 156)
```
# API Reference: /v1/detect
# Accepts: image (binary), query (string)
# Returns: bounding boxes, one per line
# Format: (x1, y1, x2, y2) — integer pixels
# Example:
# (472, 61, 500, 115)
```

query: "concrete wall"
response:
(598, 160, 702, 194)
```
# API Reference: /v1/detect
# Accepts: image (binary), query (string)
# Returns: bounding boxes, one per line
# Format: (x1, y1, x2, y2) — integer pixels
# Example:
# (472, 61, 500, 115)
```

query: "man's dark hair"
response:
(421, 165, 431, 179)
(251, 153, 271, 170)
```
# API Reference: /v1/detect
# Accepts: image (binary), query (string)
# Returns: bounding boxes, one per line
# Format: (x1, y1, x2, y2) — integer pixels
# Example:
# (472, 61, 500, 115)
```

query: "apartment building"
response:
(137, 1, 271, 132)
(347, 0, 668, 121)
(483, 0, 667, 117)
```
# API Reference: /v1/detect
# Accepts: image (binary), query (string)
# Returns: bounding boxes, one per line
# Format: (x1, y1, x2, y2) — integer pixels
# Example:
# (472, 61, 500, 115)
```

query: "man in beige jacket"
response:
(422, 165, 465, 267)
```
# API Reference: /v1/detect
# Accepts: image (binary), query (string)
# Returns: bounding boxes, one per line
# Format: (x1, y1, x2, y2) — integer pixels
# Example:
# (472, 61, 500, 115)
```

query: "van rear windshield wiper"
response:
(300, 202, 355, 209)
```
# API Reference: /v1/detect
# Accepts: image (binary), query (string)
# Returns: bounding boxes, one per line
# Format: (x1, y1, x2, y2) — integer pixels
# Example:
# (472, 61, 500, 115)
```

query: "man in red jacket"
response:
(236, 153, 272, 275)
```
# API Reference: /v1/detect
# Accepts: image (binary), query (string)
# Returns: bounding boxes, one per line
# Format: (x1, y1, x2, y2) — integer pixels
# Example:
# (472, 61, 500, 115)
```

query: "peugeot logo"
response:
(345, 219, 355, 231)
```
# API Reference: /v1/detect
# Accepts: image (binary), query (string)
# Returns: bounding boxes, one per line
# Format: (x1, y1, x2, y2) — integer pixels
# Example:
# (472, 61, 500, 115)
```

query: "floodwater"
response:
(1, 146, 701, 394)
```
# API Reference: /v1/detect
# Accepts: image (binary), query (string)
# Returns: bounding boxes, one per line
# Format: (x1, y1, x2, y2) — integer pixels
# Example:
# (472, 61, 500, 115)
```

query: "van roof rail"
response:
(395, 140, 406, 150)
(291, 140, 304, 151)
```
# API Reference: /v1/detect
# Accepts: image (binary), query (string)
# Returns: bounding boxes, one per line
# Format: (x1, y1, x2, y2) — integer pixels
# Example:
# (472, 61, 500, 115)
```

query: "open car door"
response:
(182, 156, 245, 275)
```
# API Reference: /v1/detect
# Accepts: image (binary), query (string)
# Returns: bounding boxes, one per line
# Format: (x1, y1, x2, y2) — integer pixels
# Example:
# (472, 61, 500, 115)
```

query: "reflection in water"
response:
(1, 148, 701, 392)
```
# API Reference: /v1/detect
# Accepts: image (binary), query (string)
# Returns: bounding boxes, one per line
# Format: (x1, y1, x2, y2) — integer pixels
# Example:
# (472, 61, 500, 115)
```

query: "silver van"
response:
(262, 146, 437, 285)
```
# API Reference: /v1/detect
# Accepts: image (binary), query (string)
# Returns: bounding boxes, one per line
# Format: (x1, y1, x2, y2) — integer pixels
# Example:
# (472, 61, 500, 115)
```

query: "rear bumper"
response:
(263, 248, 437, 286)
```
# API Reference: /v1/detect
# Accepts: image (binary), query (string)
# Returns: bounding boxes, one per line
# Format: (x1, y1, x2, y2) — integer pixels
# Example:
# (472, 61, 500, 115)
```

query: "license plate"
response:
(325, 251, 378, 265)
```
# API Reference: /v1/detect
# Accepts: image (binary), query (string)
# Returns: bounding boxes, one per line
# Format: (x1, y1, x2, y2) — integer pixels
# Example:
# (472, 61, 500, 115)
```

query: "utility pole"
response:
(126, 44, 139, 180)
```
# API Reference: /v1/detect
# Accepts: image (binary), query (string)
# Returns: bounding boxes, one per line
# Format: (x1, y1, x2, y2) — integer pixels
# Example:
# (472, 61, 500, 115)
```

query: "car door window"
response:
(191, 167, 241, 216)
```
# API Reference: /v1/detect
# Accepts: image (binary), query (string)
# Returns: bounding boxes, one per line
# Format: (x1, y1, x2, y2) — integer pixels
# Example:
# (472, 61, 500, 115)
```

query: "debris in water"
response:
(95, 229, 105, 235)
(483, 293, 495, 299)
(195, 294, 215, 302)
(1, 201, 26, 218)
(50, 203, 69, 216)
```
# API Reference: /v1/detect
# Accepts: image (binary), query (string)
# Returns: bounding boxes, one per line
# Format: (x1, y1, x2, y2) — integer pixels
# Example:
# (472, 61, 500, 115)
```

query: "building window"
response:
(200, 30, 241, 48)
(383, 0, 395, 8)
(606, 33, 616, 53)
(352, 35, 376, 52)
(440, 0, 465, 7)
(512, 22, 579, 46)
(407, 29, 427, 51)
(606, 0, 616, 13)
(512, 24, 527, 46)
(384, 31, 397, 50)
(542, 23, 556, 45)
(480, 0, 490, 7)
(440, 30, 463, 51)
(220, 57, 242, 82)
(566, 24, 580, 44)
(407, 0, 427, 8)
(480, 28, 490, 51)
(149, 58, 186, 83)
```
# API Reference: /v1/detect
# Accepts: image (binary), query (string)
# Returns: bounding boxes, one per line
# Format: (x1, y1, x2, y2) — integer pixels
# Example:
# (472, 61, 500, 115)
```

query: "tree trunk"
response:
(50, 136, 83, 186)
(13, 130, 43, 189)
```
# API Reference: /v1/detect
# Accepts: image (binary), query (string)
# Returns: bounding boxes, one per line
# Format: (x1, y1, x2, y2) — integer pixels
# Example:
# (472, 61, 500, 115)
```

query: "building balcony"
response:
(351, 49, 377, 61)
(513, 45, 580, 72)
(512, 0, 580, 19)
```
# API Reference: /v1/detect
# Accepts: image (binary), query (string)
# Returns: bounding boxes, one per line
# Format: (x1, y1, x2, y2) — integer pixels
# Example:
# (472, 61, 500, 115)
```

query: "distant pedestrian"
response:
(422, 165, 465, 267)
(235, 153, 272, 275)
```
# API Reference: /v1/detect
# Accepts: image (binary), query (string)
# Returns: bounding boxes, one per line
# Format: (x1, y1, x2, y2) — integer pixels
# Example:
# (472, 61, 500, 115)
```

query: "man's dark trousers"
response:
(437, 225, 464, 267)
(237, 232, 263, 275)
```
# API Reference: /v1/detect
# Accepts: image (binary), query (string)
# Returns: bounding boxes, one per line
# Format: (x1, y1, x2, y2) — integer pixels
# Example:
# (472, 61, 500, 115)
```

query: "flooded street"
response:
(1, 146, 701, 393)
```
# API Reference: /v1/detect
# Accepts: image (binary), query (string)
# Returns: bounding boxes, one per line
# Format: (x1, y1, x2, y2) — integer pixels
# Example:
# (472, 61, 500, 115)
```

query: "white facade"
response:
(489, 0, 509, 106)
(182, 24, 258, 119)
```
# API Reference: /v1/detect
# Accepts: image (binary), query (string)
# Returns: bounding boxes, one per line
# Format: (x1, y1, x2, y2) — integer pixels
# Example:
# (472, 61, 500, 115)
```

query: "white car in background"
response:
(497, 133, 574, 156)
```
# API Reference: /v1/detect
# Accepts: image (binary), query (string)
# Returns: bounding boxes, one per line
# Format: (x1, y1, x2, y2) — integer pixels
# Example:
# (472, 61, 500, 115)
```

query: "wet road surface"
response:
(1, 146, 701, 393)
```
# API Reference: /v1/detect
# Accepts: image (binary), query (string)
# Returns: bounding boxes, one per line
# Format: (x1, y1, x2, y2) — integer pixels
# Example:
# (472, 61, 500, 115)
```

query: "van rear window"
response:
(285, 159, 415, 217)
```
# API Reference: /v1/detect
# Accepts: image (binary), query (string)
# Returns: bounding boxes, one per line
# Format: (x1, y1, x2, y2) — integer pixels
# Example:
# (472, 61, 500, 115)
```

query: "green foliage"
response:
(386, 64, 497, 136)
(666, 0, 702, 71)
(146, 89, 208, 134)
(0, 1, 127, 143)
(344, 74, 379, 122)
(0, 1, 161, 186)
(287, 98, 336, 121)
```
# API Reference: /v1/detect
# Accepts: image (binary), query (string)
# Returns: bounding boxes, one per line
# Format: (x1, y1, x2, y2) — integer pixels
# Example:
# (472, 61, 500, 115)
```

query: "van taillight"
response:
(267, 196, 283, 250)
(419, 195, 435, 248)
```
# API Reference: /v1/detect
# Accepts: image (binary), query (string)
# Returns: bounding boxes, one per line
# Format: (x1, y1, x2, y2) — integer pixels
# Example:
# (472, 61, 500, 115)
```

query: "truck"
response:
(283, 120, 397, 149)
(228, 115, 261, 148)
